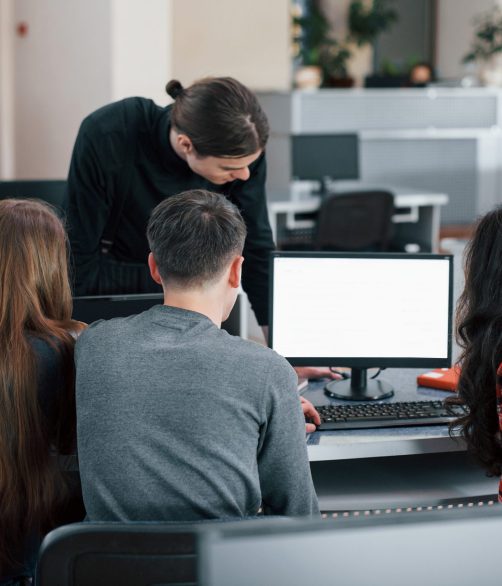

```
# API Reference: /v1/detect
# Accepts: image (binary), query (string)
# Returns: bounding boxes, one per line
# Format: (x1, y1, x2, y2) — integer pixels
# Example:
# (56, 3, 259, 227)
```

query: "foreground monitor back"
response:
(201, 505, 502, 586)
(269, 252, 453, 400)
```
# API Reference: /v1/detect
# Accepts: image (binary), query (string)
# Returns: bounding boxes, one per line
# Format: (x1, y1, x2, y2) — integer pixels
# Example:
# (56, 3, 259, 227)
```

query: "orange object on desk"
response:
(417, 366, 460, 391)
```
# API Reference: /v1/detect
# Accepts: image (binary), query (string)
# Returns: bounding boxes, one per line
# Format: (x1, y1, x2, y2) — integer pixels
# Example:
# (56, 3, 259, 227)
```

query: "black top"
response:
(31, 336, 66, 426)
(66, 98, 275, 325)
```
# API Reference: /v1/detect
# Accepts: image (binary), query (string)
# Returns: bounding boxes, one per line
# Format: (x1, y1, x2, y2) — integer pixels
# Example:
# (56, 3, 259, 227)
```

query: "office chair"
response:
(36, 522, 200, 586)
(0, 180, 67, 214)
(314, 190, 394, 251)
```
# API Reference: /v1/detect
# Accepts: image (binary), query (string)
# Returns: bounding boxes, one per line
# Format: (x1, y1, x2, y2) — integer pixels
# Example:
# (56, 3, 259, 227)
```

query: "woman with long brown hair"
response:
(447, 206, 502, 498)
(0, 199, 84, 584)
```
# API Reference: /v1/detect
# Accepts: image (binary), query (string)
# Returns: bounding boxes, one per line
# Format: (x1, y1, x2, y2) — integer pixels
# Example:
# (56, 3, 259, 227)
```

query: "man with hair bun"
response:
(66, 77, 271, 328)
(75, 189, 319, 522)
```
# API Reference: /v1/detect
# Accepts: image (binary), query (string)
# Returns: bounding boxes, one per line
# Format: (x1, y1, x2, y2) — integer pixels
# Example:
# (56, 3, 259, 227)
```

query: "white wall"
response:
(171, 0, 291, 90)
(436, 0, 499, 80)
(111, 0, 171, 107)
(0, 0, 15, 178)
(2, 0, 173, 180)
(13, 0, 112, 179)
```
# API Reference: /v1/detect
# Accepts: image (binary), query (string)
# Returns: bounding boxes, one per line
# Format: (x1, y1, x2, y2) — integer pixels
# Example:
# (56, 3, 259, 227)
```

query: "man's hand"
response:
(294, 367, 343, 381)
(300, 396, 321, 433)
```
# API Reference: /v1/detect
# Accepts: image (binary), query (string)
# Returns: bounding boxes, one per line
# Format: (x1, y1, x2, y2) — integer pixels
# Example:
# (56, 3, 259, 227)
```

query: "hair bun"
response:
(165, 80, 184, 100)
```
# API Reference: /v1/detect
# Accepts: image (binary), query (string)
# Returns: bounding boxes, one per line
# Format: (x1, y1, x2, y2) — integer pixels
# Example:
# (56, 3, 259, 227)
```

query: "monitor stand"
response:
(324, 367, 394, 401)
(314, 176, 332, 199)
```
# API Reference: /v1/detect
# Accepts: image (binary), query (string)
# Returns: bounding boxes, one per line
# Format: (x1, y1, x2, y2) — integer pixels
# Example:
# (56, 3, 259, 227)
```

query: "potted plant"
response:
(292, 0, 353, 88)
(321, 41, 353, 88)
(348, 0, 400, 88)
(348, 0, 398, 47)
(463, 6, 502, 87)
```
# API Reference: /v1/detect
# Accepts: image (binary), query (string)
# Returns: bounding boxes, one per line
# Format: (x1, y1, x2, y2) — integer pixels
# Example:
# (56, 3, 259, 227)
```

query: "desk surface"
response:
(304, 368, 464, 462)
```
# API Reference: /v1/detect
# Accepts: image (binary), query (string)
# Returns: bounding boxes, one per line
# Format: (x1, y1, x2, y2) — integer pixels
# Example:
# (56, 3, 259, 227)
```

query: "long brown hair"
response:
(446, 206, 502, 475)
(0, 199, 80, 571)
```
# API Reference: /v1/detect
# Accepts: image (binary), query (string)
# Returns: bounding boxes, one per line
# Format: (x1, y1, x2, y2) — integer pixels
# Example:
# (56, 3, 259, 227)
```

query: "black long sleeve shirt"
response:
(66, 98, 275, 325)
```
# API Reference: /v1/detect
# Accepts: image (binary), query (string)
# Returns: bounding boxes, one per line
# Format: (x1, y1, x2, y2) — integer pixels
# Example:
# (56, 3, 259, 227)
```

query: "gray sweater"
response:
(75, 305, 319, 521)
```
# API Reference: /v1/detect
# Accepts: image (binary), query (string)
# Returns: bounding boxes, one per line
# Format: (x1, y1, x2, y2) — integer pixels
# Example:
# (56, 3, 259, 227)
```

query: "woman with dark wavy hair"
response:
(0, 199, 84, 585)
(447, 206, 502, 499)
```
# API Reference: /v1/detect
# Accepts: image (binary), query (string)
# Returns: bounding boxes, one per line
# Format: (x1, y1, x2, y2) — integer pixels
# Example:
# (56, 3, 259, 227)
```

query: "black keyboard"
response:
(316, 400, 467, 431)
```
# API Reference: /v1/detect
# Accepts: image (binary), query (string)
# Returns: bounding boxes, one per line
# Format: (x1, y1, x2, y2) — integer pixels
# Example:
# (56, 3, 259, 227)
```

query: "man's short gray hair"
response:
(147, 189, 247, 287)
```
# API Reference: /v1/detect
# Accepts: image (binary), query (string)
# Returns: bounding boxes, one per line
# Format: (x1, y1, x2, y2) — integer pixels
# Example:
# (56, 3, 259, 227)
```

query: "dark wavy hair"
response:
(446, 206, 502, 475)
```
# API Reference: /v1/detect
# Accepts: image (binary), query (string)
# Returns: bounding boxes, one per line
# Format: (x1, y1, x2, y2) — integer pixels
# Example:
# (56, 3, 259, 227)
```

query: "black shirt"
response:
(66, 98, 275, 325)
(31, 336, 66, 426)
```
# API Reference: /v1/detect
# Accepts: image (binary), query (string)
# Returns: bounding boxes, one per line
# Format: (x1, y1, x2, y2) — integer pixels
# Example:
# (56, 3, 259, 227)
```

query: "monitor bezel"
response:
(269, 251, 453, 368)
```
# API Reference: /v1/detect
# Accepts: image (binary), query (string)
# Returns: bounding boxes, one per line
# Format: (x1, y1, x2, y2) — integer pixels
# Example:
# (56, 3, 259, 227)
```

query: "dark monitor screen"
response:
(0, 180, 66, 215)
(291, 134, 359, 182)
(269, 252, 453, 400)
(72, 293, 241, 337)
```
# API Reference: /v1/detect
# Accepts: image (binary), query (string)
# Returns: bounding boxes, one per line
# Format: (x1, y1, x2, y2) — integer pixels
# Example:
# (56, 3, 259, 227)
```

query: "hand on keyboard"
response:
(300, 396, 321, 433)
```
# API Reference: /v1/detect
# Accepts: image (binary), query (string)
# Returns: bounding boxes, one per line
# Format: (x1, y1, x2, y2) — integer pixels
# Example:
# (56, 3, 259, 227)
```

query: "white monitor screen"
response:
(270, 253, 452, 367)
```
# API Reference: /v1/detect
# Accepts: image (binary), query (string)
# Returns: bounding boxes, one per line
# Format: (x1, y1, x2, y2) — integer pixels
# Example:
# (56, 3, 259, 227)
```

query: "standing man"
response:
(66, 77, 272, 328)
(75, 190, 319, 521)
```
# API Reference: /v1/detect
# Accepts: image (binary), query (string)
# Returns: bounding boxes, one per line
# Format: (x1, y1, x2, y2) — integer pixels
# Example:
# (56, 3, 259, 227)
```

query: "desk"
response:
(303, 369, 497, 511)
(268, 183, 449, 253)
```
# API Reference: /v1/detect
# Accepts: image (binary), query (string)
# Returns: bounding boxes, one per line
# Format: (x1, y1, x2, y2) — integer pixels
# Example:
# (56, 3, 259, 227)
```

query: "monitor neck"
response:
(313, 176, 333, 198)
(324, 367, 394, 401)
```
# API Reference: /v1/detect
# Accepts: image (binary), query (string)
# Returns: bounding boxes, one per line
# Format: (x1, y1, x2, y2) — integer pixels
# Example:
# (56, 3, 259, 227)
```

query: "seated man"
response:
(75, 189, 319, 520)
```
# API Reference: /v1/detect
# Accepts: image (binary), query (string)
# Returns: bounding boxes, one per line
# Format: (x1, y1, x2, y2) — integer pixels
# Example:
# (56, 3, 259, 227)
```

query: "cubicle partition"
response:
(258, 89, 502, 225)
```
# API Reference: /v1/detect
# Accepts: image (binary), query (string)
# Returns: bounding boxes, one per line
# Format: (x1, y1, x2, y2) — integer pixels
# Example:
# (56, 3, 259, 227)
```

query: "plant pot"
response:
(479, 55, 502, 87)
(294, 65, 322, 89)
(323, 76, 355, 88)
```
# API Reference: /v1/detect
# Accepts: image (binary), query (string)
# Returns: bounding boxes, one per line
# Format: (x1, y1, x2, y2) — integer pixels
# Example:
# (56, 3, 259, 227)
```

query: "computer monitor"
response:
(269, 252, 453, 401)
(291, 134, 359, 194)
(201, 504, 502, 586)
(72, 293, 242, 337)
(0, 180, 67, 216)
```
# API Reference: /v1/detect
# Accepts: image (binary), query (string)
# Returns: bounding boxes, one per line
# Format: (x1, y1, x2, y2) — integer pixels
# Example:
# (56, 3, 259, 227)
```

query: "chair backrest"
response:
(315, 190, 394, 252)
(37, 523, 200, 586)
(0, 180, 67, 214)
